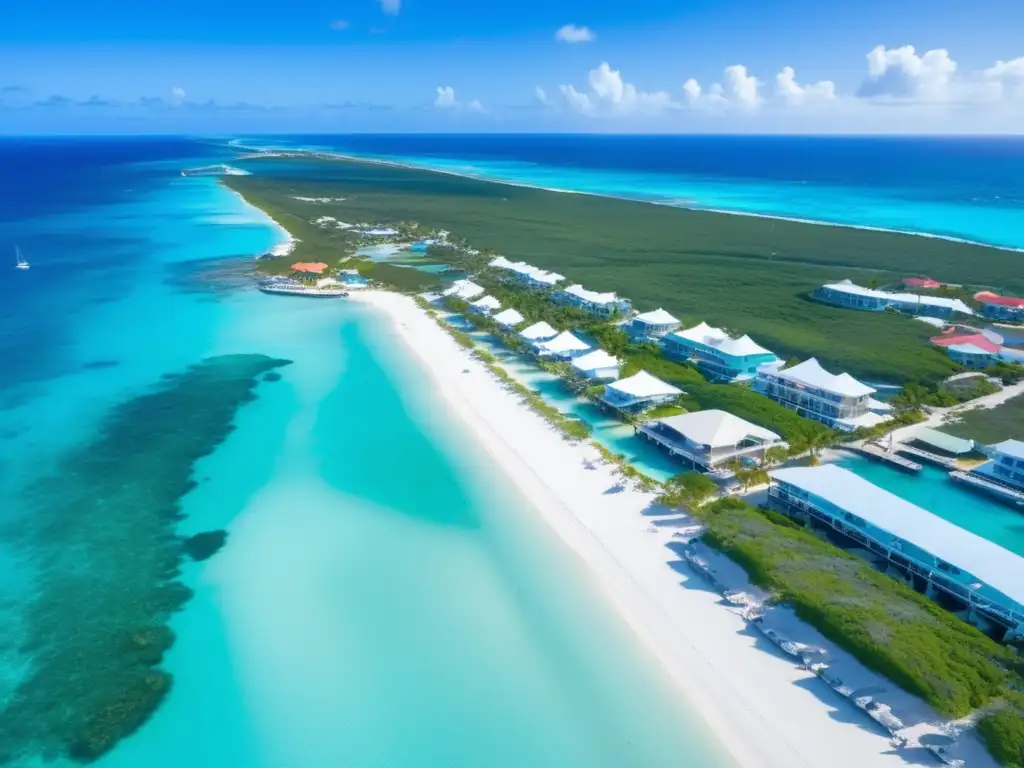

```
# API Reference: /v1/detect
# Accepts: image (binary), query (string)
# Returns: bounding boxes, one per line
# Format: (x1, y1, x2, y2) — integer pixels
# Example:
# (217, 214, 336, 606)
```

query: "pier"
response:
(950, 470, 1024, 508)
(892, 443, 959, 470)
(843, 443, 922, 473)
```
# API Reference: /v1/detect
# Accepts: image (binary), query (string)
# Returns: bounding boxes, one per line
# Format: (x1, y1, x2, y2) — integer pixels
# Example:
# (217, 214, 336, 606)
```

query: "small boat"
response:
(257, 279, 347, 298)
(15, 246, 29, 271)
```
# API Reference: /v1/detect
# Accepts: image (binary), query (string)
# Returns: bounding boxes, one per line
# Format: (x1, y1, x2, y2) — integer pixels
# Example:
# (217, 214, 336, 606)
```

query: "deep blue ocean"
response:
(241, 134, 1024, 249)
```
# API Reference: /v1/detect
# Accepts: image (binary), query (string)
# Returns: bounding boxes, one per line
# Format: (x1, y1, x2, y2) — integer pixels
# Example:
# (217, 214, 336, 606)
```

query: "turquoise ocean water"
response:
(0, 139, 731, 766)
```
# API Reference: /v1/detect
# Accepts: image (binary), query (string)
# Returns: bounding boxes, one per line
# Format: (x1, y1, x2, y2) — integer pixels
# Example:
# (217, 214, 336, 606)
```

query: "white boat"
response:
(15, 246, 29, 271)
(257, 279, 347, 298)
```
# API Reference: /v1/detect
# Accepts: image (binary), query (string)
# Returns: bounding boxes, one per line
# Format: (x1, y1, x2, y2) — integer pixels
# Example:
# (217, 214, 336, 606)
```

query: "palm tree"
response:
(760, 445, 789, 468)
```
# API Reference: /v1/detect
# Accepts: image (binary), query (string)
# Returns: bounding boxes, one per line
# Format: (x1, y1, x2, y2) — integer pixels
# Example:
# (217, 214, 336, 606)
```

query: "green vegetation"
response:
(693, 497, 1020, 718)
(943, 394, 1024, 444)
(357, 261, 443, 293)
(895, 378, 1002, 409)
(978, 711, 1024, 768)
(658, 471, 718, 508)
(222, 160, 1024, 384)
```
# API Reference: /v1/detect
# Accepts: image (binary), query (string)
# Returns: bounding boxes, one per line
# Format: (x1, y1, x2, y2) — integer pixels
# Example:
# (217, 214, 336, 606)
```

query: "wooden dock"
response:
(893, 443, 958, 470)
(845, 443, 922, 473)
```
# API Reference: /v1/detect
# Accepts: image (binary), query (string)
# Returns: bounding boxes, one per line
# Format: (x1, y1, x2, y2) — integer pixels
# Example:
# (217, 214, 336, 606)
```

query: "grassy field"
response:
(942, 395, 1024, 444)
(224, 157, 1023, 384)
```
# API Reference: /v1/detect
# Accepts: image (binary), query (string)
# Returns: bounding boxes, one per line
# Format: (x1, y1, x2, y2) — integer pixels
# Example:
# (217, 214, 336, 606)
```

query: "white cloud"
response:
(379, 0, 401, 15)
(329, 19, 350, 30)
(435, 86, 457, 108)
(560, 62, 672, 116)
(170, 86, 186, 106)
(858, 45, 957, 101)
(559, 84, 593, 114)
(467, 99, 485, 113)
(682, 78, 701, 105)
(534, 86, 550, 106)
(723, 65, 761, 108)
(983, 57, 1024, 101)
(775, 66, 836, 105)
(555, 24, 595, 44)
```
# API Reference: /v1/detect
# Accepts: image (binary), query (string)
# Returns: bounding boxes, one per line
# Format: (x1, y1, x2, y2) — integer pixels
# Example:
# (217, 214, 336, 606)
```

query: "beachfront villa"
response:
(519, 321, 559, 347)
(488, 256, 565, 290)
(902, 276, 943, 290)
(639, 410, 785, 472)
(755, 358, 891, 431)
(815, 280, 974, 318)
(443, 280, 486, 301)
(627, 308, 681, 340)
(290, 262, 329, 276)
(554, 285, 633, 318)
(469, 295, 502, 315)
(598, 371, 682, 414)
(570, 349, 622, 381)
(768, 464, 1024, 641)
(536, 331, 591, 361)
(664, 322, 780, 383)
(953, 440, 1024, 507)
(975, 291, 1024, 321)
(493, 308, 526, 329)
(930, 329, 1002, 368)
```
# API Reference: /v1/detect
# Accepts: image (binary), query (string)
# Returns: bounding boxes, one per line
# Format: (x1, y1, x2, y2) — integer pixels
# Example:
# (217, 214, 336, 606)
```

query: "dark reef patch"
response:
(183, 530, 228, 562)
(0, 353, 291, 764)
(163, 256, 258, 297)
(81, 360, 120, 371)
(262, 371, 282, 382)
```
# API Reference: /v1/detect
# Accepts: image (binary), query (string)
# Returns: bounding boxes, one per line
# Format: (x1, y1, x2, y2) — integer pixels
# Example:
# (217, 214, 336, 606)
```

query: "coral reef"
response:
(183, 530, 228, 561)
(0, 354, 291, 765)
(263, 371, 282, 382)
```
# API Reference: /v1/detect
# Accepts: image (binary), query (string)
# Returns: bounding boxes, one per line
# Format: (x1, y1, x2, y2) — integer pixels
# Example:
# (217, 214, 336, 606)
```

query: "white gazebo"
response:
(493, 308, 526, 329)
(442, 280, 485, 301)
(536, 331, 591, 360)
(469, 295, 502, 315)
(570, 349, 622, 381)
(519, 321, 559, 346)
(599, 370, 682, 414)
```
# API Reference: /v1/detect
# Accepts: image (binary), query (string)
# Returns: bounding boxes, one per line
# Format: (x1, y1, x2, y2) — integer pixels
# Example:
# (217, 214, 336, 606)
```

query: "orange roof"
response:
(291, 262, 329, 274)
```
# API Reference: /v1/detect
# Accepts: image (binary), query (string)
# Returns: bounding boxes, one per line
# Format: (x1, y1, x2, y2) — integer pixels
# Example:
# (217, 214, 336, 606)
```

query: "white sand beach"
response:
(353, 290, 998, 768)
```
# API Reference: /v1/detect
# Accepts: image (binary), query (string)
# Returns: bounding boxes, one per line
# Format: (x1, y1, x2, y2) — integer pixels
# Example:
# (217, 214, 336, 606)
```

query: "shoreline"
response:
(352, 290, 931, 768)
(219, 181, 297, 257)
(235, 144, 1024, 255)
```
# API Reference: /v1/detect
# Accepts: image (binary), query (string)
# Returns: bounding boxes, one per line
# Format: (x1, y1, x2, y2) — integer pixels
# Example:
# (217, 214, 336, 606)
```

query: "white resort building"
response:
(488, 256, 565, 290)
(755, 358, 891, 431)
(639, 410, 785, 471)
(769, 464, 1024, 641)
(554, 285, 633, 317)
(519, 321, 559, 347)
(628, 308, 681, 340)
(469, 295, 501, 315)
(814, 280, 974, 319)
(442, 280, 486, 301)
(536, 331, 591, 361)
(570, 350, 622, 381)
(664, 322, 781, 383)
(599, 371, 682, 414)
(953, 439, 1024, 506)
(492, 308, 526, 329)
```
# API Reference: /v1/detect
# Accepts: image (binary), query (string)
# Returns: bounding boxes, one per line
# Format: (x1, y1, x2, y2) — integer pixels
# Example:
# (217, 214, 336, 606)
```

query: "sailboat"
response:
(15, 246, 29, 271)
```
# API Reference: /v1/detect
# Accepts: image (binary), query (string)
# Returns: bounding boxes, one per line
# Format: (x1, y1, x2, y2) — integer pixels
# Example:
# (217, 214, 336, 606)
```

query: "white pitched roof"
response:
(563, 284, 620, 305)
(607, 370, 682, 399)
(769, 464, 1024, 608)
(489, 257, 564, 285)
(672, 323, 775, 358)
(442, 280, 485, 300)
(656, 410, 782, 448)
(673, 322, 728, 345)
(822, 280, 974, 316)
(774, 358, 875, 397)
(572, 349, 621, 373)
(471, 295, 501, 311)
(993, 439, 1024, 460)
(634, 308, 680, 326)
(519, 321, 559, 341)
(493, 308, 525, 328)
(538, 331, 590, 355)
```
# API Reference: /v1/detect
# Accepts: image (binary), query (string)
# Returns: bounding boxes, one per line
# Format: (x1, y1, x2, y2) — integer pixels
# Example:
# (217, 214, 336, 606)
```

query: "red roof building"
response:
(974, 290, 1024, 309)
(903, 276, 942, 290)
(291, 262, 329, 275)
(930, 328, 1002, 354)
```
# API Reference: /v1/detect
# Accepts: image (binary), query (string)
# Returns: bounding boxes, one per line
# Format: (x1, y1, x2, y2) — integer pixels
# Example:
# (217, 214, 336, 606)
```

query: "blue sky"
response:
(3, 0, 1024, 133)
